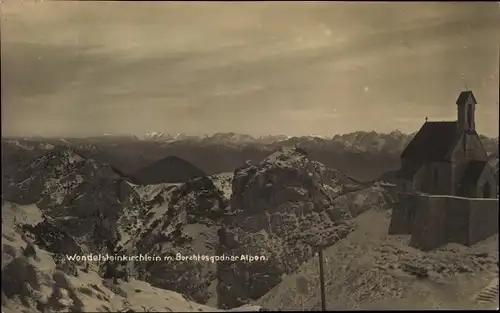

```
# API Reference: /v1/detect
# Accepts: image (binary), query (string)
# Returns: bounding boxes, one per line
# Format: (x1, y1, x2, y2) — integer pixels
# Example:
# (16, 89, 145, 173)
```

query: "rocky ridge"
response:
(2, 146, 395, 310)
(216, 149, 393, 308)
(2, 147, 130, 258)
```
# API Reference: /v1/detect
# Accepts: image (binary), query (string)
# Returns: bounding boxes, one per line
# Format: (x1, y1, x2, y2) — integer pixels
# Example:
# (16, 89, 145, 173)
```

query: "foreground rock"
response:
(2, 203, 262, 313)
(115, 176, 228, 305)
(216, 149, 394, 308)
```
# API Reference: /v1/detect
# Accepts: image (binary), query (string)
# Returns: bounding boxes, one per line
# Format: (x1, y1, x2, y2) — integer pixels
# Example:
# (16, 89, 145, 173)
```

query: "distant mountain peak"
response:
(141, 132, 291, 145)
(389, 129, 404, 135)
(132, 155, 206, 185)
(142, 132, 191, 142)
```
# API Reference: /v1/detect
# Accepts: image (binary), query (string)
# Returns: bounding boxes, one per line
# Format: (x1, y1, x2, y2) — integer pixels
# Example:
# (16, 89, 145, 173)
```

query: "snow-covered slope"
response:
(257, 210, 498, 310)
(1, 202, 261, 313)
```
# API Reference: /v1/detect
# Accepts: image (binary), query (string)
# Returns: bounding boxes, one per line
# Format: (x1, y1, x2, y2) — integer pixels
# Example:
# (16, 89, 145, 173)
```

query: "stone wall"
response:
(388, 192, 419, 235)
(409, 195, 449, 251)
(443, 196, 470, 246)
(389, 193, 498, 251)
(469, 198, 499, 245)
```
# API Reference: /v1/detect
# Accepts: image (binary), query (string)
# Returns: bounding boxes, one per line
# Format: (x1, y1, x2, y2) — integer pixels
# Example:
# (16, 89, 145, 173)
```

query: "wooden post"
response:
(296, 276, 309, 310)
(318, 246, 326, 311)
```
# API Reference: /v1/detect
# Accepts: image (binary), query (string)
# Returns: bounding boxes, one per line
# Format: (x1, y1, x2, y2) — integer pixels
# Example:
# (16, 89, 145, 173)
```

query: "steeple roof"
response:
(456, 90, 477, 106)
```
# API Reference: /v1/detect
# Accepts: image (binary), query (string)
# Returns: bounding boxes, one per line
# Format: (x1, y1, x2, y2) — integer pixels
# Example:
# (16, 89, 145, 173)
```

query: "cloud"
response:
(283, 108, 342, 121)
(1, 1, 498, 137)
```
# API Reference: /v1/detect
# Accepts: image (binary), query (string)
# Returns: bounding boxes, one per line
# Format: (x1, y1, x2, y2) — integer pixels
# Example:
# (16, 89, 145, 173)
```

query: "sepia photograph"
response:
(1, 1, 499, 311)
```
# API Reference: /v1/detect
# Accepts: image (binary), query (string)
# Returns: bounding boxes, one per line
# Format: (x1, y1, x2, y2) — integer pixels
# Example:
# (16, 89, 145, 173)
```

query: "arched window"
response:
(483, 182, 491, 198)
(434, 168, 439, 192)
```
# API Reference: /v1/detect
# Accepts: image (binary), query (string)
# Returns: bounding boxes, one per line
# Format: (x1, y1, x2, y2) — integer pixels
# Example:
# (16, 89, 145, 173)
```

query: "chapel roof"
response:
(400, 121, 459, 161)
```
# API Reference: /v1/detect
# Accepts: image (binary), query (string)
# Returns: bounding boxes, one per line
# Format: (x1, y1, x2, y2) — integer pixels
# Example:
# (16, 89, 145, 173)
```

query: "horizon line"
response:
(1, 129, 499, 140)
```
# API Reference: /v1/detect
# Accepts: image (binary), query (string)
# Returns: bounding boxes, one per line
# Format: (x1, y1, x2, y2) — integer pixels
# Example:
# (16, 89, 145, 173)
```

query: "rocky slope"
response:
(216, 149, 394, 309)
(2, 145, 397, 310)
(115, 150, 393, 309)
(2, 147, 230, 306)
(114, 175, 228, 305)
(2, 146, 132, 259)
(1, 202, 261, 313)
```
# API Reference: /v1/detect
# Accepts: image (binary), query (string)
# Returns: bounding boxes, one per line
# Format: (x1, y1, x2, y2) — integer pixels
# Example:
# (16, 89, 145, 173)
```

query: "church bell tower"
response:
(456, 90, 477, 133)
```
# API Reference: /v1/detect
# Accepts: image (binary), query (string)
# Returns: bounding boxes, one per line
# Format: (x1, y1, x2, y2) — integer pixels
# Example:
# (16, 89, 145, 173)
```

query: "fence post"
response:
(318, 246, 326, 311)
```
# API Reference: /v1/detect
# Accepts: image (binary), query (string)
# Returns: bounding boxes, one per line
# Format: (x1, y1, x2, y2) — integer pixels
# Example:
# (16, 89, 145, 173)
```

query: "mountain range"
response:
(3, 131, 497, 184)
(2, 138, 498, 312)
(2, 132, 498, 311)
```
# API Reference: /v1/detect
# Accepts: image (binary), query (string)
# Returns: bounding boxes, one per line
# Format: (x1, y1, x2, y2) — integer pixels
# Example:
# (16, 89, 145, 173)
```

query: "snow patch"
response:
(210, 172, 234, 200)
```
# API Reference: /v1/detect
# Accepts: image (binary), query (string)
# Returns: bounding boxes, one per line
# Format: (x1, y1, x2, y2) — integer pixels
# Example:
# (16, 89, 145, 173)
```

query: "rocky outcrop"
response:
(2, 147, 134, 256)
(216, 149, 393, 309)
(21, 220, 82, 256)
(209, 172, 234, 203)
(3, 146, 120, 205)
(115, 176, 228, 304)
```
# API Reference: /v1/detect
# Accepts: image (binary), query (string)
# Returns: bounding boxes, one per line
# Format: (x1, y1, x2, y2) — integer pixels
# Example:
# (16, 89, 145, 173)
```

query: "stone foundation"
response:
(388, 193, 419, 235)
(389, 193, 498, 251)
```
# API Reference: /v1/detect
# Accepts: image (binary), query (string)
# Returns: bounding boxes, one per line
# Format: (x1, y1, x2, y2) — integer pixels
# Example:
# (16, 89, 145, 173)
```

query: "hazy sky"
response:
(1, 1, 499, 137)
